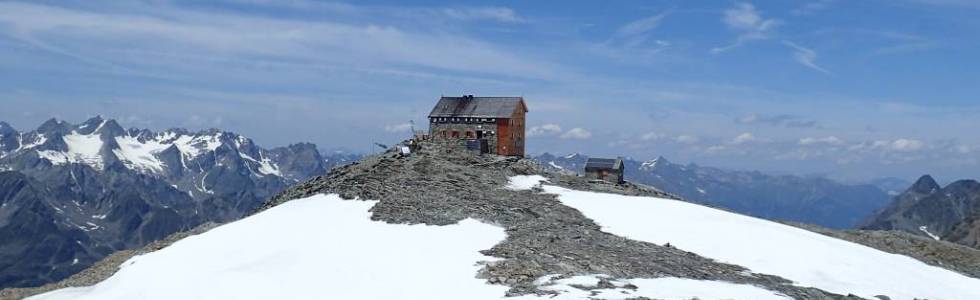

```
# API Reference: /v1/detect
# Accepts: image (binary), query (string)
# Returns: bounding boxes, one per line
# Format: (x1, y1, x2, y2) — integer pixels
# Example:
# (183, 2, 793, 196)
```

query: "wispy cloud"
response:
(441, 7, 526, 23)
(712, 2, 779, 53)
(793, 0, 835, 15)
(800, 136, 844, 145)
(783, 41, 831, 74)
(736, 113, 820, 128)
(560, 128, 593, 140)
(384, 123, 414, 133)
(731, 132, 758, 144)
(675, 135, 700, 144)
(528, 124, 563, 137)
(616, 13, 667, 39)
(592, 12, 673, 63)
(0, 2, 558, 82)
(899, 0, 980, 9)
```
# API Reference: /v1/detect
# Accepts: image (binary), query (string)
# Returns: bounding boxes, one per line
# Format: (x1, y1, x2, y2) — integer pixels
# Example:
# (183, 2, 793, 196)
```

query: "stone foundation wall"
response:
(429, 122, 498, 154)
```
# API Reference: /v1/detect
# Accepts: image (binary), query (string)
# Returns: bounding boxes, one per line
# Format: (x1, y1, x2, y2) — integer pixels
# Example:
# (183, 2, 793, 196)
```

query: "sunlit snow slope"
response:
(29, 193, 789, 300)
(509, 175, 980, 300)
(29, 195, 510, 300)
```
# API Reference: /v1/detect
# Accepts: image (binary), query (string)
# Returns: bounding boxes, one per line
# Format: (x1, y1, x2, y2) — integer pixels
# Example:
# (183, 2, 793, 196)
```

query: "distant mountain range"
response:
(0, 117, 355, 289)
(534, 153, 893, 229)
(862, 175, 980, 249)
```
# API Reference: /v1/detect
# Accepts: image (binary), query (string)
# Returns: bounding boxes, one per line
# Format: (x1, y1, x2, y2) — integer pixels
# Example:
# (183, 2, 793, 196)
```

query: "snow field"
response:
(30, 194, 510, 300)
(506, 175, 980, 300)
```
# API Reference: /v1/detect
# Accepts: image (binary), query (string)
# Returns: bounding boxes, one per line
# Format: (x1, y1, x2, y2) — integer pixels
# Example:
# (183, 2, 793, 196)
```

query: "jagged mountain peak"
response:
(36, 118, 72, 135)
(640, 155, 671, 170)
(909, 174, 941, 194)
(0, 117, 328, 182)
(0, 121, 13, 132)
(862, 175, 980, 248)
(0, 118, 341, 290)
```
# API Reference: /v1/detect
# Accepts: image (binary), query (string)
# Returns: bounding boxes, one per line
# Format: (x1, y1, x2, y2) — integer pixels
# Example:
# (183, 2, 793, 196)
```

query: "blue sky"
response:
(0, 0, 978, 182)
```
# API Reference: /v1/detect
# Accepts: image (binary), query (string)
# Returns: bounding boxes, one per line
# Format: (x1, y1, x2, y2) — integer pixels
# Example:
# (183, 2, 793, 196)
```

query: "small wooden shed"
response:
(584, 157, 625, 184)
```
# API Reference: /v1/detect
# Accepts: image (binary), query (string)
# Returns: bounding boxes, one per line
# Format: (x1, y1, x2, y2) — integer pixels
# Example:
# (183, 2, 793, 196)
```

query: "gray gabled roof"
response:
(585, 158, 624, 171)
(428, 96, 527, 118)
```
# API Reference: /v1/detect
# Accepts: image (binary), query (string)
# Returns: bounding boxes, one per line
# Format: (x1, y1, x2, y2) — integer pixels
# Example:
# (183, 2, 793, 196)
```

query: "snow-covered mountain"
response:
(0, 117, 322, 184)
(18, 142, 980, 300)
(0, 116, 347, 289)
(535, 153, 892, 229)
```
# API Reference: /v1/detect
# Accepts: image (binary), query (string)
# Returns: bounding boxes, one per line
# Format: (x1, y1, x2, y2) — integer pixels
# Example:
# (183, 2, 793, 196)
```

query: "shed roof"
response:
(585, 158, 624, 171)
(428, 96, 527, 118)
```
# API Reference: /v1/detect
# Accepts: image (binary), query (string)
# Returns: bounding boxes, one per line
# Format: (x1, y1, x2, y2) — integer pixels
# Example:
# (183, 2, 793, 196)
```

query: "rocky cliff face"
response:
(535, 153, 892, 229)
(0, 117, 340, 289)
(862, 175, 980, 248)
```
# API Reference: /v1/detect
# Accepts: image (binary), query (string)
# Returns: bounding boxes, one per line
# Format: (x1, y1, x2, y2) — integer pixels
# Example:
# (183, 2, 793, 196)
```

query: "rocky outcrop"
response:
(263, 139, 861, 299)
(791, 222, 980, 279)
(862, 175, 980, 249)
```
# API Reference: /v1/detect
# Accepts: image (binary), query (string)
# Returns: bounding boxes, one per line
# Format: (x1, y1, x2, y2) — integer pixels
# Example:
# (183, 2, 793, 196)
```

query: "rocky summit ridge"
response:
(261, 139, 864, 299)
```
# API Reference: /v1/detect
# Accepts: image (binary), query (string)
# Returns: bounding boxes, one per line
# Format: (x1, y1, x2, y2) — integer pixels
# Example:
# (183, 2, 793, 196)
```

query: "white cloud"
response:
(384, 123, 413, 133)
(675, 135, 700, 144)
(954, 144, 974, 154)
(441, 7, 525, 23)
(731, 132, 757, 144)
(799, 136, 843, 145)
(793, 0, 835, 15)
(560, 128, 592, 140)
(0, 2, 559, 81)
(593, 12, 672, 64)
(712, 2, 779, 53)
(849, 138, 926, 153)
(640, 132, 664, 141)
(891, 138, 925, 151)
(528, 124, 563, 137)
(704, 145, 727, 154)
(783, 41, 831, 74)
(735, 113, 820, 128)
(616, 13, 667, 38)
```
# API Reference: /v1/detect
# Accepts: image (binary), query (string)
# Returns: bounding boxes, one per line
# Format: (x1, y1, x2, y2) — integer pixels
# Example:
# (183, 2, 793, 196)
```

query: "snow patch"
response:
(548, 161, 564, 170)
(30, 194, 510, 300)
(257, 157, 281, 176)
(112, 136, 169, 173)
(640, 160, 658, 169)
(169, 133, 222, 159)
(37, 132, 105, 169)
(19, 134, 47, 150)
(506, 175, 548, 191)
(63, 132, 104, 169)
(918, 226, 941, 241)
(532, 181, 980, 300)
